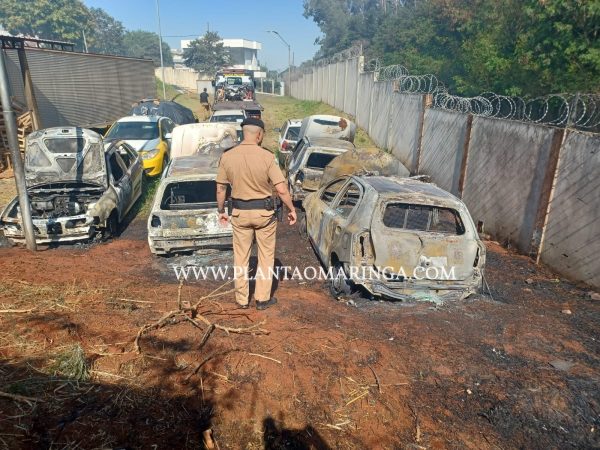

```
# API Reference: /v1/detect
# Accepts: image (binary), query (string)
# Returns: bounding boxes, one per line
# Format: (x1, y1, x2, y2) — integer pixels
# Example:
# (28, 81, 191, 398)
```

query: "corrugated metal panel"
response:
(4, 48, 155, 128)
(540, 131, 600, 288)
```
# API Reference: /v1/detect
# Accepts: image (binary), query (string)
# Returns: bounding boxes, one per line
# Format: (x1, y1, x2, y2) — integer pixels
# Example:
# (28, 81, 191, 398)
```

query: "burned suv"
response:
(302, 175, 486, 303)
(0, 127, 142, 244)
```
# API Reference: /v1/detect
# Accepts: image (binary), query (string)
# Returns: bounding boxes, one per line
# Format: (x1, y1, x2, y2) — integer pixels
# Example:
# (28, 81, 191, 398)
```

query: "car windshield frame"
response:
(381, 202, 466, 235)
(305, 151, 338, 170)
(105, 121, 159, 141)
(210, 115, 245, 123)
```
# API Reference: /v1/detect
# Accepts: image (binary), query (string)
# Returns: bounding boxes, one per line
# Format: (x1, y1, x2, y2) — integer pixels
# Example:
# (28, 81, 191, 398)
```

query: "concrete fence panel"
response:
(540, 131, 600, 288)
(387, 93, 426, 172)
(420, 109, 471, 195)
(334, 61, 345, 111)
(462, 117, 559, 254)
(356, 72, 374, 130)
(369, 81, 392, 149)
(344, 58, 359, 117)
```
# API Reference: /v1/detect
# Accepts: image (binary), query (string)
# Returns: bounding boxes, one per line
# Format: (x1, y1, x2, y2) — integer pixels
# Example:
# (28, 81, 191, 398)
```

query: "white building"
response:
(181, 38, 261, 71)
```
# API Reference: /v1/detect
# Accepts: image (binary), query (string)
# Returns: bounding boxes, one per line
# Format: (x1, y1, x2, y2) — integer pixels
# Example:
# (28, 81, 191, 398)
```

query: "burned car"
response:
(302, 175, 485, 303)
(0, 127, 142, 244)
(297, 115, 356, 143)
(169, 123, 238, 159)
(147, 154, 232, 255)
(287, 137, 355, 202)
(147, 124, 235, 255)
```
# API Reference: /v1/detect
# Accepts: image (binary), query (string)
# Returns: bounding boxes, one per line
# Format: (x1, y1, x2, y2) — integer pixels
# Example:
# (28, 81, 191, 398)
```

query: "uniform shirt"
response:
(199, 91, 209, 103)
(216, 143, 286, 200)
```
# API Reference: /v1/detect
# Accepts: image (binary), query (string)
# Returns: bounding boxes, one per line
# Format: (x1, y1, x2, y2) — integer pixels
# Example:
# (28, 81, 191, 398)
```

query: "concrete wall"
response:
(462, 117, 560, 254)
(289, 55, 600, 289)
(540, 132, 600, 288)
(387, 93, 426, 172)
(420, 109, 470, 195)
(155, 67, 200, 92)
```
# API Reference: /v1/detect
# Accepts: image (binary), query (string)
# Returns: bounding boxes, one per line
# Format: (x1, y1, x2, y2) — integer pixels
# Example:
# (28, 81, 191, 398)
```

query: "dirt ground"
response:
(0, 95, 599, 449)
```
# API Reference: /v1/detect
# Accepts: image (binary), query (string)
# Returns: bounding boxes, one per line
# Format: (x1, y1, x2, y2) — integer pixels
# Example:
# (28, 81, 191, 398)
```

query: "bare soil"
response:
(0, 94, 598, 449)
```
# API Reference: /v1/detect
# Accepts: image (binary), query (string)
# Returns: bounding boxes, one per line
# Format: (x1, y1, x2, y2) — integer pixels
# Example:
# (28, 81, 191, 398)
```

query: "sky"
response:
(83, 0, 322, 71)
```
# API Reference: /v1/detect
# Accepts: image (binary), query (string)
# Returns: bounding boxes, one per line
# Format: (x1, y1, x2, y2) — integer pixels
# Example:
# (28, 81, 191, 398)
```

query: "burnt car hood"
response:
(24, 128, 108, 189)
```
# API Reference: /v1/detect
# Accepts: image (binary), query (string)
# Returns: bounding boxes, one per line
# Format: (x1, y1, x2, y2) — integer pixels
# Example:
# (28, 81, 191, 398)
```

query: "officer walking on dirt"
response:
(199, 88, 210, 119)
(216, 117, 297, 310)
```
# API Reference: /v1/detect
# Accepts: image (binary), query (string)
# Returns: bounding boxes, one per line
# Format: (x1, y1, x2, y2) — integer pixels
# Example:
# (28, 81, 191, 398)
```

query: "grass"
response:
(257, 94, 375, 151)
(47, 344, 90, 382)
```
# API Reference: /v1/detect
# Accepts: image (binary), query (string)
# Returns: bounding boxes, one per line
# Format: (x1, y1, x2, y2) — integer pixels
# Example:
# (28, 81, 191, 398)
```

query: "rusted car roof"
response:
(362, 176, 460, 203)
(305, 137, 355, 151)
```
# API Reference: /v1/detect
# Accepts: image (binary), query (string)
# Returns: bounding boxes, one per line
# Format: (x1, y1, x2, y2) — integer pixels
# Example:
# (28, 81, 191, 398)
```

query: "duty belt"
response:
(231, 197, 274, 211)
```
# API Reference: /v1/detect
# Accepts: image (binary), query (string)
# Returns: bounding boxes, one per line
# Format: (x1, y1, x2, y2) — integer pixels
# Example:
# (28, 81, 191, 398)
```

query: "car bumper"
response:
(142, 154, 164, 177)
(358, 274, 483, 304)
(148, 233, 233, 255)
(1, 215, 95, 244)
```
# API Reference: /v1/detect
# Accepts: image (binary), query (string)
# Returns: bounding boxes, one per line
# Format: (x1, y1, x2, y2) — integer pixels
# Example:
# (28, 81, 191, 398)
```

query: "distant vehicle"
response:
(0, 127, 143, 244)
(211, 68, 264, 119)
(286, 137, 355, 202)
(209, 109, 246, 124)
(170, 123, 239, 159)
(274, 119, 302, 165)
(147, 154, 232, 255)
(302, 175, 485, 302)
(104, 115, 175, 177)
(297, 115, 356, 143)
(129, 99, 196, 125)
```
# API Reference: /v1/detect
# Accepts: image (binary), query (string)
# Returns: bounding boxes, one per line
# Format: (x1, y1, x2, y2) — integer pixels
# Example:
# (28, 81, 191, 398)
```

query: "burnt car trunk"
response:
(148, 179, 232, 255)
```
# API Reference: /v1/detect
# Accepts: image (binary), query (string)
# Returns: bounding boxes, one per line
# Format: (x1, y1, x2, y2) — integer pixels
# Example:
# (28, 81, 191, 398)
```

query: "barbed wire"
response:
(298, 48, 600, 131)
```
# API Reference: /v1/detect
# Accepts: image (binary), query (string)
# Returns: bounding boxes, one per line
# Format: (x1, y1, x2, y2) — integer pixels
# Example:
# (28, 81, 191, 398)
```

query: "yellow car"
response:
(105, 115, 175, 176)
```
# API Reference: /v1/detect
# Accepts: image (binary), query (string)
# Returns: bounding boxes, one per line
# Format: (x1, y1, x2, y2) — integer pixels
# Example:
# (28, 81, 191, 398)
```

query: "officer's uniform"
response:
(216, 142, 286, 306)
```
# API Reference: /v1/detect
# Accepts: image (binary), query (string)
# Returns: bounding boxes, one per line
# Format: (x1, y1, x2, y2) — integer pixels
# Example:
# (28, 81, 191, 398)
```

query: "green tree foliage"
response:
(304, 0, 600, 96)
(183, 31, 230, 73)
(123, 30, 172, 66)
(0, 0, 90, 50)
(86, 7, 126, 55)
(0, 0, 173, 66)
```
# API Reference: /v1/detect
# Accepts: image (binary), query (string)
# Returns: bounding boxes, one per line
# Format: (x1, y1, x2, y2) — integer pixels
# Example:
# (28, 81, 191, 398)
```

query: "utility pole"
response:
(267, 30, 291, 96)
(156, 0, 167, 100)
(0, 50, 37, 251)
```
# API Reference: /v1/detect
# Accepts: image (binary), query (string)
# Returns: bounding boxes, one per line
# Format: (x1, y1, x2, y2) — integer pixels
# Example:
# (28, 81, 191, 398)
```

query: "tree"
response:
(183, 31, 230, 73)
(86, 7, 126, 55)
(0, 0, 90, 50)
(123, 30, 173, 67)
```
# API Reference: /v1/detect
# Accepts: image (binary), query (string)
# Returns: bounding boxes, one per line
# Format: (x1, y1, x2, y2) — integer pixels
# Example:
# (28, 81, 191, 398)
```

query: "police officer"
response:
(216, 117, 297, 310)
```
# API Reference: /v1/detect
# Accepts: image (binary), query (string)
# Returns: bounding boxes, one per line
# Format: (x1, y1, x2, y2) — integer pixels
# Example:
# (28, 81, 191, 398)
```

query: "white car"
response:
(275, 119, 302, 153)
(209, 109, 246, 124)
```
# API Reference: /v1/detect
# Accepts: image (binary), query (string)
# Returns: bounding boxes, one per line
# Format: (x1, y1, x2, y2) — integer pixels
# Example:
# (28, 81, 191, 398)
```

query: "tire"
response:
(103, 211, 119, 240)
(329, 262, 353, 299)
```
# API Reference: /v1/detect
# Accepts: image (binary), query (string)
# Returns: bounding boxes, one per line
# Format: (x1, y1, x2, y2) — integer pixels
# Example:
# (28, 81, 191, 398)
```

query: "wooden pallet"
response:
(0, 101, 32, 171)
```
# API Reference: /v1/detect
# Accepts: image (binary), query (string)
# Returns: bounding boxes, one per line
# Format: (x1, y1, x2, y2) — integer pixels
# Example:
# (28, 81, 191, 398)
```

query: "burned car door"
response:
(116, 143, 143, 208)
(106, 150, 132, 221)
(319, 180, 363, 264)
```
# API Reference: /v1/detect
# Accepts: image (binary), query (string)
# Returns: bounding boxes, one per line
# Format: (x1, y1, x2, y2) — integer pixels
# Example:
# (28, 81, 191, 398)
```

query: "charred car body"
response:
(303, 175, 485, 303)
(147, 124, 235, 255)
(286, 137, 355, 202)
(1, 127, 142, 244)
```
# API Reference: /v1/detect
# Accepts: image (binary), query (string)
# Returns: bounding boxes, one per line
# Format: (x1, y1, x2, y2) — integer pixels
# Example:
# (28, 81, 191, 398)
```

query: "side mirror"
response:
(164, 132, 172, 140)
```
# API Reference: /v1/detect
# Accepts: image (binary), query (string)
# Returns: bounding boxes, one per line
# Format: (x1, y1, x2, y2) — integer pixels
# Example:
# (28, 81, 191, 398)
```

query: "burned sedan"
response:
(147, 154, 232, 255)
(0, 127, 142, 244)
(287, 137, 355, 202)
(302, 175, 486, 303)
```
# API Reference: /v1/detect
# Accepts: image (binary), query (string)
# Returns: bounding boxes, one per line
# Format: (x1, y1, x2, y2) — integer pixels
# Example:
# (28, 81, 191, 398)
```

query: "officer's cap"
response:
(241, 117, 265, 130)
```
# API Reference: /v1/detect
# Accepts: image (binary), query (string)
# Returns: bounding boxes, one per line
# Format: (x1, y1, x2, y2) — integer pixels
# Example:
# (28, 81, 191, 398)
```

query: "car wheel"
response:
(329, 262, 353, 299)
(103, 211, 119, 240)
